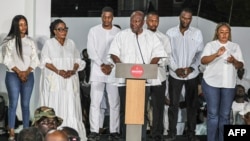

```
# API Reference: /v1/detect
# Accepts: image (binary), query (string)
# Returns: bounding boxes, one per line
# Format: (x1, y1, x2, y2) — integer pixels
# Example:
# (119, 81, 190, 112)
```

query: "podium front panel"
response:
(125, 79, 145, 124)
(115, 63, 157, 79)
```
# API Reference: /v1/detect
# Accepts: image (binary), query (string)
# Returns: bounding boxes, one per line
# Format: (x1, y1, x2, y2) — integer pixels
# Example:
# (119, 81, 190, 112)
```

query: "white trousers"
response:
(89, 82, 120, 133)
(99, 92, 108, 128)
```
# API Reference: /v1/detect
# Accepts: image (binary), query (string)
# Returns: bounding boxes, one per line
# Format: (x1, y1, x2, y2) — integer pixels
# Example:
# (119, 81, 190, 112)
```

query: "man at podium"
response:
(108, 10, 167, 141)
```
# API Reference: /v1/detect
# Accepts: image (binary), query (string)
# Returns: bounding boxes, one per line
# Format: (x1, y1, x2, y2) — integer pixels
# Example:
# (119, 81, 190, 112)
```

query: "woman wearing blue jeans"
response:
(1, 15, 40, 141)
(201, 22, 244, 141)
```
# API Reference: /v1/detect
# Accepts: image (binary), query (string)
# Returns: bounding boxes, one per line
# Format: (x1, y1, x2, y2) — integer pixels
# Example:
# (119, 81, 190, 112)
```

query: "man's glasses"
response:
(55, 27, 68, 32)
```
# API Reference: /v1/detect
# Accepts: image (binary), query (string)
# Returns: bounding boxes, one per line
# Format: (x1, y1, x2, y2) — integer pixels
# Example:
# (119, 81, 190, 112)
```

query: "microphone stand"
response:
(136, 33, 145, 64)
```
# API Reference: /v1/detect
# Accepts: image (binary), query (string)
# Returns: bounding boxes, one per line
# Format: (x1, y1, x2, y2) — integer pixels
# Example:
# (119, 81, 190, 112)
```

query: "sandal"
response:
(8, 129, 15, 141)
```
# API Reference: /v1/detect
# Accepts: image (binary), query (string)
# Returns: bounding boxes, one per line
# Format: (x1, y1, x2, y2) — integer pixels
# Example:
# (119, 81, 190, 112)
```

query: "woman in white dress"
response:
(39, 19, 87, 141)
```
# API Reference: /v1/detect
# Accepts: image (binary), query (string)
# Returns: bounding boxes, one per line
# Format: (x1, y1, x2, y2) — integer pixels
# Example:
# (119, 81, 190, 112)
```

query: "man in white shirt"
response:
(145, 11, 171, 141)
(86, 6, 121, 141)
(165, 8, 204, 141)
(108, 10, 167, 141)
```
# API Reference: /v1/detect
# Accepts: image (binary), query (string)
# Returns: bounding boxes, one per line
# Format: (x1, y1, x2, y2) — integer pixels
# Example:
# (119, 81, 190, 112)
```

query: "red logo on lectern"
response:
(130, 65, 144, 78)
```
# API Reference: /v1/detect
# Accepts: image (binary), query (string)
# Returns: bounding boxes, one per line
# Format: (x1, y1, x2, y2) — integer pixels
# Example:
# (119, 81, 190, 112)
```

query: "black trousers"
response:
(118, 86, 149, 141)
(168, 75, 199, 136)
(150, 81, 166, 139)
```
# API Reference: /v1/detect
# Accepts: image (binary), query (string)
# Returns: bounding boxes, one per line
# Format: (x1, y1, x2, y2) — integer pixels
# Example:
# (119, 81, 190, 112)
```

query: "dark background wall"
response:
(51, 0, 250, 27)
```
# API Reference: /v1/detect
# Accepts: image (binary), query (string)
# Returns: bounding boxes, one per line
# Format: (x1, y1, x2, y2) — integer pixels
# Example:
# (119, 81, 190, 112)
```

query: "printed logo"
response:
(130, 65, 144, 78)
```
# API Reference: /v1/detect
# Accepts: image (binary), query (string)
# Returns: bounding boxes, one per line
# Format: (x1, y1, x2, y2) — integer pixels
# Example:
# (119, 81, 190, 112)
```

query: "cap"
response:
(32, 106, 63, 126)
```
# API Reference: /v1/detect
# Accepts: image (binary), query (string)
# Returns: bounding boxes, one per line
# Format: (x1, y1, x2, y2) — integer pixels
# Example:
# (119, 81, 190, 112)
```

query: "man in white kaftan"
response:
(86, 6, 121, 141)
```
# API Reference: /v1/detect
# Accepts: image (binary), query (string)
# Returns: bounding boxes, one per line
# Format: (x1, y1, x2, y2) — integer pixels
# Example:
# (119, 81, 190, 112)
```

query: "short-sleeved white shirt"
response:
(109, 28, 167, 85)
(201, 40, 244, 88)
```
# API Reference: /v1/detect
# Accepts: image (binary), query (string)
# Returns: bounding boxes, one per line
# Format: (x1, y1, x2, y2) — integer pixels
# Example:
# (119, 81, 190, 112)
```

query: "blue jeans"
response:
(201, 79, 235, 141)
(5, 71, 34, 128)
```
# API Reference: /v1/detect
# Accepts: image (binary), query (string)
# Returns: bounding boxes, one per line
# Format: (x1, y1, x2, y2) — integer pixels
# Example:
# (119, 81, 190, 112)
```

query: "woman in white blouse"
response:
(1, 15, 40, 141)
(201, 22, 244, 141)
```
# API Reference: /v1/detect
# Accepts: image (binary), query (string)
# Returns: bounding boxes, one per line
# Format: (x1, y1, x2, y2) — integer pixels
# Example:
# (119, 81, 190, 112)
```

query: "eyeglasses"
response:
(55, 27, 68, 32)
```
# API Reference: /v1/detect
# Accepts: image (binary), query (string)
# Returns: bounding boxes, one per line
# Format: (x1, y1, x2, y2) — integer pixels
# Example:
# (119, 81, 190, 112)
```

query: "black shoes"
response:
(187, 135, 200, 141)
(164, 134, 176, 141)
(87, 132, 100, 141)
(164, 134, 200, 141)
(153, 136, 163, 141)
(108, 132, 120, 141)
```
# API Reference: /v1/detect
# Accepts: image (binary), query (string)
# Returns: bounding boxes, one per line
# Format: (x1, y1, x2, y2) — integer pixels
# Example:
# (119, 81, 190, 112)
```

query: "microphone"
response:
(135, 32, 145, 64)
